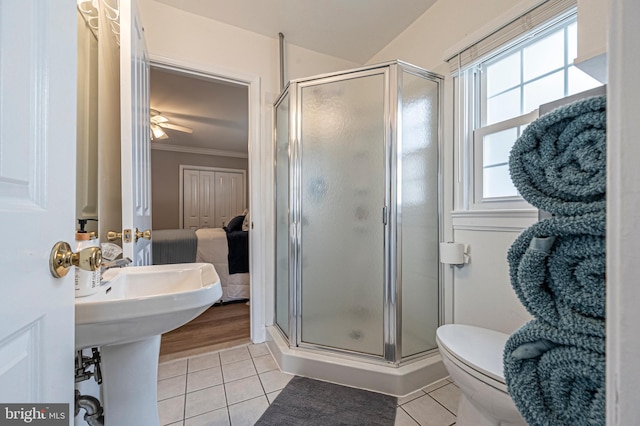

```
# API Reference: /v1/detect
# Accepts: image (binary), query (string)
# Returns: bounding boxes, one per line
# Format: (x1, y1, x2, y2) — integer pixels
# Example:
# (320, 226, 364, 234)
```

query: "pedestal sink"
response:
(75, 263, 222, 426)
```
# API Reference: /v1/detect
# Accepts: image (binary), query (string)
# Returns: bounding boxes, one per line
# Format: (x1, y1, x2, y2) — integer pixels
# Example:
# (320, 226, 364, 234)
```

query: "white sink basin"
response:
(74, 263, 222, 425)
(75, 262, 222, 350)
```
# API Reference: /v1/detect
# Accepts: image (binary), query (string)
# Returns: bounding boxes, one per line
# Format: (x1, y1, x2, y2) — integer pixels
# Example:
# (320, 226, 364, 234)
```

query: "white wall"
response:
(452, 229, 532, 334)
(138, 0, 359, 98)
(368, 0, 516, 72)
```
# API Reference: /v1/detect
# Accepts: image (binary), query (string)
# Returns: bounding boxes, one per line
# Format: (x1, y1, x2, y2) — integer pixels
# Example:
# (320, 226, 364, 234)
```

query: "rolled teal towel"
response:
(508, 214, 606, 337)
(504, 320, 605, 426)
(509, 95, 606, 216)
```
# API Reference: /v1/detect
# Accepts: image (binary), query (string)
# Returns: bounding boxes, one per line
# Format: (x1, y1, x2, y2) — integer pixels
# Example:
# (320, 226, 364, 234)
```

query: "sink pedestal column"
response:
(101, 335, 161, 426)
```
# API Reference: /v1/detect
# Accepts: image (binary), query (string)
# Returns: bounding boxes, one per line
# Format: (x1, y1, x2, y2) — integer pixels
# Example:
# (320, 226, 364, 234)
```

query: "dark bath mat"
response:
(255, 376, 397, 426)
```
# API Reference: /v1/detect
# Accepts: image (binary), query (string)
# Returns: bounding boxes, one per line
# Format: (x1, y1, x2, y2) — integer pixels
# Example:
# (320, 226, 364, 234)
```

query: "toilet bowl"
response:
(436, 324, 527, 426)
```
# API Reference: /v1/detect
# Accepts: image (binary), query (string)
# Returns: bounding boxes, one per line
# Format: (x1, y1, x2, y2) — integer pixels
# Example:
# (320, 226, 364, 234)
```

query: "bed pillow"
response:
(242, 211, 250, 231)
(225, 215, 245, 233)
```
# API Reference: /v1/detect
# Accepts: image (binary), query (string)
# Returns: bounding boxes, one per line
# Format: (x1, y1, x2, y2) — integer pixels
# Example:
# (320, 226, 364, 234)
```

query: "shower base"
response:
(266, 326, 448, 397)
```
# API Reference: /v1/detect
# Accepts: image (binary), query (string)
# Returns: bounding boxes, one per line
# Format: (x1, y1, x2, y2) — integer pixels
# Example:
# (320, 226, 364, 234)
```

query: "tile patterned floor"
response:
(157, 343, 460, 426)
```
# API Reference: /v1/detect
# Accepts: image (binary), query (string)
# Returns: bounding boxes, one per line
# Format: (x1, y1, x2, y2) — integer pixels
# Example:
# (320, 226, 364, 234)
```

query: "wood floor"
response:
(159, 301, 250, 362)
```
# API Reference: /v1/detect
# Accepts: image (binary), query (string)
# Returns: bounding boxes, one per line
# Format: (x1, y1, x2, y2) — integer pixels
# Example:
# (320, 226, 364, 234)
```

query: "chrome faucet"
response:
(100, 257, 132, 280)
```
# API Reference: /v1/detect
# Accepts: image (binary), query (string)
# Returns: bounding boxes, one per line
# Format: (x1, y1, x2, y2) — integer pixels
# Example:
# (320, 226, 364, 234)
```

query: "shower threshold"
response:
(265, 326, 448, 397)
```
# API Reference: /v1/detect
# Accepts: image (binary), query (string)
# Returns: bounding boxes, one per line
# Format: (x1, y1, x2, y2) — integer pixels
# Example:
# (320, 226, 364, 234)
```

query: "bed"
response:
(195, 227, 249, 301)
(152, 221, 250, 302)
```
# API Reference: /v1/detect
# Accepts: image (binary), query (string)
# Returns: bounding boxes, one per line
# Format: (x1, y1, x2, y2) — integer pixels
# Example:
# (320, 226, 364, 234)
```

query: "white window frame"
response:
(472, 109, 538, 209)
(478, 20, 578, 127)
(458, 10, 585, 212)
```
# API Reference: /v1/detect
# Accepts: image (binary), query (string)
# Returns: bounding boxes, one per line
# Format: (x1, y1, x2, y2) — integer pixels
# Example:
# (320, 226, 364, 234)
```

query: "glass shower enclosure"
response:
(274, 61, 442, 364)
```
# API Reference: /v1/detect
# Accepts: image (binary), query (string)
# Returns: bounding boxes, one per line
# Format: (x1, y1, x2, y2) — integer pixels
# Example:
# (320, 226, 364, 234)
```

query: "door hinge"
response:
(382, 206, 388, 225)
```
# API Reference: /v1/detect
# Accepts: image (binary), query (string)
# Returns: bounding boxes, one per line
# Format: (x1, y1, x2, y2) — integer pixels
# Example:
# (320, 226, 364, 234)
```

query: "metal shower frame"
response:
(273, 60, 444, 366)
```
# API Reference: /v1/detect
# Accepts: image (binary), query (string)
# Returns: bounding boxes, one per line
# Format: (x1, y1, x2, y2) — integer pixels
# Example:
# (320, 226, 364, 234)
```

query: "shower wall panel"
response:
(399, 71, 441, 357)
(275, 94, 290, 337)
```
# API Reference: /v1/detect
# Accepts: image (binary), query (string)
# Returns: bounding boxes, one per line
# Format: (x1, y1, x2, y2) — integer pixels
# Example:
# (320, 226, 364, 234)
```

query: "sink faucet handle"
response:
(101, 257, 133, 270)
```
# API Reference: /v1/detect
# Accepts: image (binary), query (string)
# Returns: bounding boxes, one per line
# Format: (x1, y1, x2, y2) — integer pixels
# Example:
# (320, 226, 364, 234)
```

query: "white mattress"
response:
(195, 228, 250, 302)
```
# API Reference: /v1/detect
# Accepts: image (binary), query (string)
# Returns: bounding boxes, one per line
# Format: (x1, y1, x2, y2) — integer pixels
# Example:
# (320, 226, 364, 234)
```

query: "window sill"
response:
(451, 209, 538, 232)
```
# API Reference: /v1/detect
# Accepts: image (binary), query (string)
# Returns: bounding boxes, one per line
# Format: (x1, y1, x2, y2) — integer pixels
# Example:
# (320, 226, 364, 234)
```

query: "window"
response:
(474, 110, 537, 201)
(457, 12, 602, 209)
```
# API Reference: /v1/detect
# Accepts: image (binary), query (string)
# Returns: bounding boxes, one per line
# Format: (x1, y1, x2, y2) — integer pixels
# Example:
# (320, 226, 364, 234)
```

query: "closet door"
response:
(199, 171, 215, 228)
(226, 172, 245, 218)
(214, 172, 245, 227)
(183, 169, 200, 229)
(214, 172, 231, 227)
(182, 168, 245, 229)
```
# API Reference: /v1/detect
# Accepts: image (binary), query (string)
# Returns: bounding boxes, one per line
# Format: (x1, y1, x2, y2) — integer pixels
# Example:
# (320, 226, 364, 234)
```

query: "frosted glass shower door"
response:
(299, 72, 386, 356)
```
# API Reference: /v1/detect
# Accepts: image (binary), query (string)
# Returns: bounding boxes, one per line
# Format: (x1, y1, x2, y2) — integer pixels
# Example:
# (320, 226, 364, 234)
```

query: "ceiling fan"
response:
(150, 109, 193, 140)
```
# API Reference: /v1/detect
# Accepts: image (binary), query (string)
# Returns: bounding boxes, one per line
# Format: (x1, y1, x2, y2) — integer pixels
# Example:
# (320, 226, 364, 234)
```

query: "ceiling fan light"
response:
(150, 109, 169, 123)
(149, 109, 192, 139)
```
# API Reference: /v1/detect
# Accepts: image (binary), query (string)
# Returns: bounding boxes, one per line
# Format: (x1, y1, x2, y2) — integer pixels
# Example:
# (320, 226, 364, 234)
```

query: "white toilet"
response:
(436, 324, 527, 426)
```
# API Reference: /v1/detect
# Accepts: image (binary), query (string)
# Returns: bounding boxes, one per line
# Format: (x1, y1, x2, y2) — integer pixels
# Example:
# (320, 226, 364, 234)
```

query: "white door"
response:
(183, 169, 200, 229)
(215, 172, 245, 227)
(199, 171, 215, 228)
(120, 0, 152, 265)
(227, 172, 245, 217)
(0, 0, 76, 415)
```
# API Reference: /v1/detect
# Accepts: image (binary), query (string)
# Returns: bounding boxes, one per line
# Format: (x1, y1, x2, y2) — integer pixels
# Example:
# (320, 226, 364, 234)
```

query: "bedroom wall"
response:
(366, 0, 607, 334)
(151, 149, 248, 230)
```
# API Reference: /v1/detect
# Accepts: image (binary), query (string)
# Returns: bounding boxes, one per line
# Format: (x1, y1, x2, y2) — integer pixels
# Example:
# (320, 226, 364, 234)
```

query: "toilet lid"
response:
(436, 324, 508, 384)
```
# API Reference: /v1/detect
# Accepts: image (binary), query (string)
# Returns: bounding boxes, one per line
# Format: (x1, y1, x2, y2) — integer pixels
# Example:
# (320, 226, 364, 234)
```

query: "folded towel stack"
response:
(508, 95, 606, 216)
(504, 96, 607, 426)
(504, 321, 606, 426)
(507, 213, 606, 338)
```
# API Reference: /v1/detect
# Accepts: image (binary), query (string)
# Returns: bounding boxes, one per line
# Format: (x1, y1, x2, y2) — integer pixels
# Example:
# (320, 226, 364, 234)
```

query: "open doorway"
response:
(147, 65, 252, 360)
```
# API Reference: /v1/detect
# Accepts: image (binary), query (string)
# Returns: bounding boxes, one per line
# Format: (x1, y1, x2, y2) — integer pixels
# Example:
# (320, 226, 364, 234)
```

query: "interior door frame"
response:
(178, 164, 247, 229)
(607, 0, 640, 422)
(149, 55, 265, 342)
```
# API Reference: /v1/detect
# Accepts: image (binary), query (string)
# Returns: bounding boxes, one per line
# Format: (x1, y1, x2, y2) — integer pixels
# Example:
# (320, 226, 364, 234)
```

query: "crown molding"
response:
(151, 142, 248, 159)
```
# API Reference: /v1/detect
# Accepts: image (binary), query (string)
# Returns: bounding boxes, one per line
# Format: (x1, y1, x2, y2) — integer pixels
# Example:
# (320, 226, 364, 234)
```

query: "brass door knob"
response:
(49, 241, 102, 278)
(134, 228, 152, 242)
(108, 229, 133, 243)
(106, 231, 122, 241)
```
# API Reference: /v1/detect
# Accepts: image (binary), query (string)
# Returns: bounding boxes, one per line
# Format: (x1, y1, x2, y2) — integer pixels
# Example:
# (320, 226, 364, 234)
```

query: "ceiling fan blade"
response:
(150, 124, 168, 140)
(158, 122, 193, 133)
(150, 115, 168, 124)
